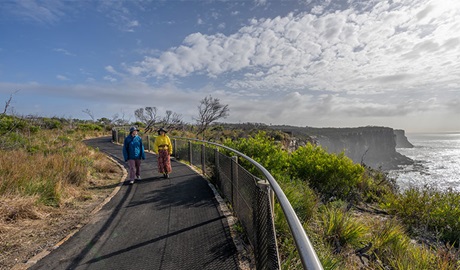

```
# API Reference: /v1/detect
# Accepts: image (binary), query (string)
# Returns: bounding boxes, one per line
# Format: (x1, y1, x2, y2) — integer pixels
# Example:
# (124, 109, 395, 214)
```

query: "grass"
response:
(0, 127, 121, 269)
(383, 186, 460, 245)
(0, 129, 110, 206)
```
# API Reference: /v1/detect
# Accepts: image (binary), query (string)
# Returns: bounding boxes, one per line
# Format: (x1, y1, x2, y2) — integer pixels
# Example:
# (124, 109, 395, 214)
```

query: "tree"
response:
(134, 107, 183, 133)
(82, 108, 95, 122)
(159, 110, 183, 131)
(195, 95, 229, 139)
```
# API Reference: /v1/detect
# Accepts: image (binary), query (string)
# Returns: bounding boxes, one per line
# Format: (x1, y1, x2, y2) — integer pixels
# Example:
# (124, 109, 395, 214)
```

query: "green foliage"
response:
(0, 115, 29, 134)
(42, 117, 62, 129)
(319, 202, 368, 251)
(383, 187, 460, 246)
(290, 143, 364, 201)
(279, 179, 318, 223)
(77, 123, 103, 131)
(133, 121, 145, 128)
(222, 131, 289, 178)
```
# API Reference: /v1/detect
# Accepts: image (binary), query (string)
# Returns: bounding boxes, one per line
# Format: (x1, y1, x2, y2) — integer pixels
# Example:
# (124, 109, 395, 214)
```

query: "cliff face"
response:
(313, 127, 413, 170)
(394, 129, 414, 148)
(271, 125, 413, 171)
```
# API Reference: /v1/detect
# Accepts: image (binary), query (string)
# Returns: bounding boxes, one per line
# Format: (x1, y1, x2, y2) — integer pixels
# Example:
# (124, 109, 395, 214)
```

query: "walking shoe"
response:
(166, 174, 169, 179)
(129, 180, 135, 185)
(163, 173, 167, 179)
(135, 176, 141, 181)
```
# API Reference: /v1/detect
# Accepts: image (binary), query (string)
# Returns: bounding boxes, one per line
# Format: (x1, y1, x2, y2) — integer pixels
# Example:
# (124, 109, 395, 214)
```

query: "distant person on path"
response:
(123, 126, 145, 184)
(153, 127, 173, 178)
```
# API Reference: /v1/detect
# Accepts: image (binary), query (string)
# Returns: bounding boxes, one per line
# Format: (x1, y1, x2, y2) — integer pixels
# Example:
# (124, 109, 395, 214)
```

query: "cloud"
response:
(53, 48, 75, 56)
(7, 0, 69, 24)
(96, 1, 141, 32)
(125, 0, 460, 96)
(56, 75, 69, 81)
(103, 76, 117, 83)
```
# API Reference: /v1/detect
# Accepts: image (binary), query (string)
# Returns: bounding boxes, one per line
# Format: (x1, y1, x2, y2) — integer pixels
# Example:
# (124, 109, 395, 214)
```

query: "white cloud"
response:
(10, 0, 68, 23)
(103, 76, 117, 82)
(56, 75, 69, 81)
(126, 0, 460, 97)
(53, 48, 75, 56)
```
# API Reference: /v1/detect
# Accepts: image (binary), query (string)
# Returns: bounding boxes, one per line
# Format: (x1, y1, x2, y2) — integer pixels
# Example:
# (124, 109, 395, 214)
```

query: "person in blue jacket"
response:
(123, 126, 145, 184)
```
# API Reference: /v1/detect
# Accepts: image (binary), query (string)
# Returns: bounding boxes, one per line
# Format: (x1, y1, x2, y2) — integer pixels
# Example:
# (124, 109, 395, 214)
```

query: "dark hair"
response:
(157, 128, 167, 135)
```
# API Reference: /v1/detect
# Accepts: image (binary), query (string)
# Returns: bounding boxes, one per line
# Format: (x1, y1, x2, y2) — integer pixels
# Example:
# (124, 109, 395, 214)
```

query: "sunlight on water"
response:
(390, 133, 460, 192)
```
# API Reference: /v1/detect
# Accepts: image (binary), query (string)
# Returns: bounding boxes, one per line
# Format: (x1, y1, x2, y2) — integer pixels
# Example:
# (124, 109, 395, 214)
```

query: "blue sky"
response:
(1, 0, 459, 133)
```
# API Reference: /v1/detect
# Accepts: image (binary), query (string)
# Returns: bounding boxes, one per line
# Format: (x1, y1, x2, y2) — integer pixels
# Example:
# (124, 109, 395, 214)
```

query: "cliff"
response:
(394, 129, 414, 148)
(270, 125, 413, 171)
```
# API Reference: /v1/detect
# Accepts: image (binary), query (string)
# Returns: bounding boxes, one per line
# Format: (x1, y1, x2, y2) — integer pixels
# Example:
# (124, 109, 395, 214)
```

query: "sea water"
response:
(389, 133, 460, 192)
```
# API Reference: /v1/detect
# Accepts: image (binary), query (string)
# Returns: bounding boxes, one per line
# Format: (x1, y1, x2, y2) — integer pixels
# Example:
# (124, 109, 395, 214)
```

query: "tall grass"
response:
(383, 186, 460, 246)
(0, 129, 110, 208)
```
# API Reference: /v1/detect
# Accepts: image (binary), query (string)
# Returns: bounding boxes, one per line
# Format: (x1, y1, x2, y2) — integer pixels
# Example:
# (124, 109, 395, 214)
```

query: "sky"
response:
(1, 0, 459, 133)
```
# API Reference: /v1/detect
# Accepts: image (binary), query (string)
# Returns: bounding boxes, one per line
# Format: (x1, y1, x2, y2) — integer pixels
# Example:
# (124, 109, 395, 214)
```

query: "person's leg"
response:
(135, 159, 141, 179)
(158, 151, 165, 175)
(164, 154, 172, 177)
(127, 159, 136, 183)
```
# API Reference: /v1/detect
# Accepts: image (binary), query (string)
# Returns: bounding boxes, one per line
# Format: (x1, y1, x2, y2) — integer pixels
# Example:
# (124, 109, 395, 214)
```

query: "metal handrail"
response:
(173, 137, 323, 270)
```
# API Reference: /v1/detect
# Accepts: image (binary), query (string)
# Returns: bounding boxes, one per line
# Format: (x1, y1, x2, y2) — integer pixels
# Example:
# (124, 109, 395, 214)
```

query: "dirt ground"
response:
(0, 156, 125, 270)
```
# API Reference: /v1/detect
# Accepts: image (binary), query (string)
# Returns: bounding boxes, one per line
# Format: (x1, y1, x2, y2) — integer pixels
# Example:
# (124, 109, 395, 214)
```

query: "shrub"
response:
(383, 187, 460, 246)
(290, 144, 364, 201)
(318, 202, 368, 252)
(77, 123, 103, 131)
(223, 131, 289, 178)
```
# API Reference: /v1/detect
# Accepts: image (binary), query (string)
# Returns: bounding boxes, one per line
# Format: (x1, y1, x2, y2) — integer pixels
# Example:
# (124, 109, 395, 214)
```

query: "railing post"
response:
(231, 156, 238, 212)
(214, 148, 220, 182)
(256, 180, 280, 270)
(258, 180, 275, 218)
(201, 144, 206, 175)
(147, 135, 150, 151)
(188, 141, 193, 166)
(173, 139, 177, 159)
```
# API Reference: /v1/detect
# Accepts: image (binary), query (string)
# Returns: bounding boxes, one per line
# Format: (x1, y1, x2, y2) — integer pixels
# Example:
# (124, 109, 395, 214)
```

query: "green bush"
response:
(383, 187, 460, 245)
(42, 118, 62, 129)
(0, 115, 29, 134)
(223, 131, 289, 178)
(77, 123, 103, 131)
(290, 144, 364, 201)
(319, 202, 368, 252)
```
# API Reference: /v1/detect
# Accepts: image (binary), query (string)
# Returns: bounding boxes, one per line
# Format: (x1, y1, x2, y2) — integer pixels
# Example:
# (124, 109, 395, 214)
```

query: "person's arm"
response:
(140, 138, 145, 160)
(153, 137, 158, 154)
(167, 136, 173, 155)
(122, 137, 129, 161)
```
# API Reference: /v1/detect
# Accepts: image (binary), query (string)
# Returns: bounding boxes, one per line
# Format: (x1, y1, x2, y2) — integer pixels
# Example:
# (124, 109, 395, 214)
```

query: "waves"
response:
(389, 133, 460, 192)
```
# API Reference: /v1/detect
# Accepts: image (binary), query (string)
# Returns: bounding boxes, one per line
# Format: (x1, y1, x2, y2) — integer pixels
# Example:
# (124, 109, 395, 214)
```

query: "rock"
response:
(394, 129, 414, 148)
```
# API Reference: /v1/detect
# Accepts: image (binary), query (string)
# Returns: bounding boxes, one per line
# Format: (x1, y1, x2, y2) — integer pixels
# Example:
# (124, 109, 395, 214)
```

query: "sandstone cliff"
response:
(394, 129, 414, 148)
(270, 125, 413, 171)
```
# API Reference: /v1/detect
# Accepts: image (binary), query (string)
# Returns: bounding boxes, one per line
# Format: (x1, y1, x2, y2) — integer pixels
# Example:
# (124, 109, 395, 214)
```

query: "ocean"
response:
(389, 133, 460, 192)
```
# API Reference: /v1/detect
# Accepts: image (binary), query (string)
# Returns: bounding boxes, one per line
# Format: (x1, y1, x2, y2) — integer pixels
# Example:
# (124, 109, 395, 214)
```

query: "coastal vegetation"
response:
(1, 113, 459, 269)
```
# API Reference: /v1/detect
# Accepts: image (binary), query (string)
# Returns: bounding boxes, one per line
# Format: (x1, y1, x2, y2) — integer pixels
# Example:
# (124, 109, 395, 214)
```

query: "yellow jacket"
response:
(153, 135, 173, 155)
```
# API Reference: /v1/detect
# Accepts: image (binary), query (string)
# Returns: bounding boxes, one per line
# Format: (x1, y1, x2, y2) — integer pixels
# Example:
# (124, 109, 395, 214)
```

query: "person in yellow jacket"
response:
(153, 127, 173, 178)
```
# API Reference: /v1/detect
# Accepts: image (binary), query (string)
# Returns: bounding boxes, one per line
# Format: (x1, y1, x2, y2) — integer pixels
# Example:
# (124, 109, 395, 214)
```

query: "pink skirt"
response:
(157, 149, 172, 174)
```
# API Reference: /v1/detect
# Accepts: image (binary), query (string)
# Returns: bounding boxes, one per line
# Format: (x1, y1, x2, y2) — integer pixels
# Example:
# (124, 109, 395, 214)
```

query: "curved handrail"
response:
(173, 137, 323, 270)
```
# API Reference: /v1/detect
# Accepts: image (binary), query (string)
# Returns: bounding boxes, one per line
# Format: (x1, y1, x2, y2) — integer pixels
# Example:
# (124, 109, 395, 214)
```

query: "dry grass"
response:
(0, 142, 123, 270)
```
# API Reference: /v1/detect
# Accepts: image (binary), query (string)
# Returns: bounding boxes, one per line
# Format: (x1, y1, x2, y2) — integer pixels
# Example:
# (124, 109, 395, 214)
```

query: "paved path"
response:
(30, 136, 240, 270)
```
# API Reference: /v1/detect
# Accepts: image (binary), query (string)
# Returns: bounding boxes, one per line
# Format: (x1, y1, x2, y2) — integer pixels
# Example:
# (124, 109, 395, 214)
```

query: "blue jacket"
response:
(123, 135, 145, 161)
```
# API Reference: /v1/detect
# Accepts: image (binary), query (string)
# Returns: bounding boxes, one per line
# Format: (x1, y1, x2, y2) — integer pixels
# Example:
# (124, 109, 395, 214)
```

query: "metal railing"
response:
(112, 129, 323, 270)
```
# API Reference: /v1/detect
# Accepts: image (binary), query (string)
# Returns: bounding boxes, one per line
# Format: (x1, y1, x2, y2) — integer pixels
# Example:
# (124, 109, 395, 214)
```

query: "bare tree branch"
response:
(2, 91, 19, 115)
(195, 95, 229, 138)
(82, 108, 95, 122)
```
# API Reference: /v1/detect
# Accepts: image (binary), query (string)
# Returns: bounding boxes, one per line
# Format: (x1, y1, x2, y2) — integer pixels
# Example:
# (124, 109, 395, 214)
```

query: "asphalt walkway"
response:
(29, 136, 240, 270)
